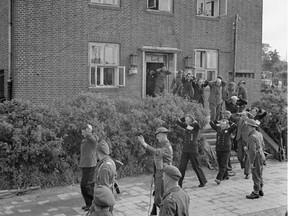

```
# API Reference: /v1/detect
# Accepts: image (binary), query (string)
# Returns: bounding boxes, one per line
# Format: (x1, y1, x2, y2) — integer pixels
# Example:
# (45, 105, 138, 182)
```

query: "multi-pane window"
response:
(90, 0, 119, 6)
(194, 50, 218, 81)
(147, 0, 173, 12)
(197, 0, 220, 17)
(89, 43, 125, 87)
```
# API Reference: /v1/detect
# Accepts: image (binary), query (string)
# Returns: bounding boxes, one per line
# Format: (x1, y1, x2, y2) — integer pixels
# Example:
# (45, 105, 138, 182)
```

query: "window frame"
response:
(194, 49, 218, 81)
(90, 0, 120, 7)
(196, 0, 220, 17)
(147, 0, 174, 13)
(89, 42, 125, 88)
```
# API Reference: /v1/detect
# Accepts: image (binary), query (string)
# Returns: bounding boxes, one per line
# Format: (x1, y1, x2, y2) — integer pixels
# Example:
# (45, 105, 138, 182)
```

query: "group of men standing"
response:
(78, 72, 266, 215)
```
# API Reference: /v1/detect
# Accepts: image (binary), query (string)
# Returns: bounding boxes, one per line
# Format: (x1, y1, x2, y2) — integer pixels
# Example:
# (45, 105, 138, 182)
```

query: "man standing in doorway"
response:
(154, 66, 172, 96)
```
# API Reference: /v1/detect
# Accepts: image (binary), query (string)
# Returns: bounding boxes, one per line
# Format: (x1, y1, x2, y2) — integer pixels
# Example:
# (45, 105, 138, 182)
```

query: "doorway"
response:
(146, 62, 164, 97)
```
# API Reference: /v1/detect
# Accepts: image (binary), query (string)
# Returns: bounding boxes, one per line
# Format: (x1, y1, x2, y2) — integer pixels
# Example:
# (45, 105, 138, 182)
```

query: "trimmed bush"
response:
(0, 93, 208, 189)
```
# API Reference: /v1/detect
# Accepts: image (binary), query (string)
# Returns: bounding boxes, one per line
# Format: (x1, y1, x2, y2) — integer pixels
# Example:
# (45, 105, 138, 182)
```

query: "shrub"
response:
(0, 100, 73, 189)
(0, 93, 208, 189)
(251, 90, 287, 155)
(57, 92, 208, 177)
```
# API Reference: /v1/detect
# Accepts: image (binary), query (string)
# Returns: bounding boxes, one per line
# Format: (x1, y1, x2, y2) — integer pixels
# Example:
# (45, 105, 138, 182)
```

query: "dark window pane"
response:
(91, 67, 95, 85)
(104, 68, 115, 85)
(97, 67, 101, 85)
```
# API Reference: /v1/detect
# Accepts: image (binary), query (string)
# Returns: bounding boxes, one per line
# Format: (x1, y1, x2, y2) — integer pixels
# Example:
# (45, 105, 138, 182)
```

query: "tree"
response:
(262, 43, 287, 79)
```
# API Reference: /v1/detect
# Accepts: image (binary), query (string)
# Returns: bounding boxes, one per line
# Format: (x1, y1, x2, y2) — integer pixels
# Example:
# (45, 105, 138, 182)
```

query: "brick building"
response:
(0, 0, 263, 105)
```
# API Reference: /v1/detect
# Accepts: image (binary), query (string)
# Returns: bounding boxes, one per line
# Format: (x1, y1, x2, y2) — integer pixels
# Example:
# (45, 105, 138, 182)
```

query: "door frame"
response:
(140, 46, 180, 98)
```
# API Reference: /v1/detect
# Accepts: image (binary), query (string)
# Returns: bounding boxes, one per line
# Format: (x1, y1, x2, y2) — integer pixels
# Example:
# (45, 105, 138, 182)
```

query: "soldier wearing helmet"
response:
(137, 127, 173, 216)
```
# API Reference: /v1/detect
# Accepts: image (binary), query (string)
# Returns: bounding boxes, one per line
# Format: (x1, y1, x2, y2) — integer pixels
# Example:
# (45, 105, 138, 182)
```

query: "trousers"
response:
(178, 152, 207, 187)
(80, 167, 95, 207)
(216, 150, 230, 180)
(237, 138, 251, 175)
(209, 102, 222, 121)
(252, 155, 264, 193)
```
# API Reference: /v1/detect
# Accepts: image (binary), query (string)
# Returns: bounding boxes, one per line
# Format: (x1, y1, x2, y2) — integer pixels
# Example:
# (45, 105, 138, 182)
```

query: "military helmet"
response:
(155, 127, 169, 135)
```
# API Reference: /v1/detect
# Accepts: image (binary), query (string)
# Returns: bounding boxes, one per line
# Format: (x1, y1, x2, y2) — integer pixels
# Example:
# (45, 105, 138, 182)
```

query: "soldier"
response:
(177, 115, 207, 188)
(235, 111, 252, 179)
(137, 127, 173, 216)
(154, 66, 172, 96)
(89, 185, 116, 216)
(78, 124, 98, 211)
(245, 119, 265, 199)
(92, 140, 117, 214)
(208, 75, 226, 121)
(159, 165, 190, 216)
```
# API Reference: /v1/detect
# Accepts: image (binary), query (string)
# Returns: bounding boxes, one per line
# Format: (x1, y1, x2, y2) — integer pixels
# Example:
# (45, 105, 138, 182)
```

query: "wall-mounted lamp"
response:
(184, 56, 193, 69)
(129, 54, 139, 75)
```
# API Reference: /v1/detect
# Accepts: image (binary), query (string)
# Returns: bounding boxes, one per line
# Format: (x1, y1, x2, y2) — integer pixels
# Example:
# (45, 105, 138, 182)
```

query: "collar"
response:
(162, 186, 181, 200)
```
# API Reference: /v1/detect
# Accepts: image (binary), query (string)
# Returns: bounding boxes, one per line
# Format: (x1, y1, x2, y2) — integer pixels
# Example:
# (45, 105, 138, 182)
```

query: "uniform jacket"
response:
(95, 156, 117, 188)
(247, 130, 263, 165)
(236, 118, 250, 143)
(208, 81, 224, 105)
(210, 121, 237, 152)
(146, 140, 173, 171)
(79, 134, 97, 168)
(159, 186, 190, 216)
(177, 118, 200, 153)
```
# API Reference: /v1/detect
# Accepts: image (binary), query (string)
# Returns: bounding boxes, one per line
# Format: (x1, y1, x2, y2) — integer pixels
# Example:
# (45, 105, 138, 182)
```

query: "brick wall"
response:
(8, 0, 262, 105)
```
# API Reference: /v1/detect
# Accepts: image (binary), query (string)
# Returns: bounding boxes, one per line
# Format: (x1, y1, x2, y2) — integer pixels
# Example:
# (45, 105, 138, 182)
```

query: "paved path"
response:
(0, 159, 287, 216)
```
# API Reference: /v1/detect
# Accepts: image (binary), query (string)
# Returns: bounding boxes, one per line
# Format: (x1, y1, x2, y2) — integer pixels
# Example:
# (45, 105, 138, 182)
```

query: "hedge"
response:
(0, 93, 208, 189)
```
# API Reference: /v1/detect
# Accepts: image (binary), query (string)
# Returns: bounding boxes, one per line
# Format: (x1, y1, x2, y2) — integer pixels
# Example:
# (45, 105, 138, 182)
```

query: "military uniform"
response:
(95, 156, 116, 188)
(236, 117, 251, 177)
(210, 121, 237, 182)
(177, 118, 207, 187)
(94, 140, 117, 214)
(89, 185, 116, 216)
(246, 119, 265, 199)
(159, 165, 190, 216)
(159, 187, 190, 216)
(146, 139, 173, 206)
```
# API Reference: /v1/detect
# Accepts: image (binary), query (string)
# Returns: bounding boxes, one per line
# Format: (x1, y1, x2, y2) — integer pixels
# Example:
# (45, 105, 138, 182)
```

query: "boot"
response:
(246, 191, 260, 199)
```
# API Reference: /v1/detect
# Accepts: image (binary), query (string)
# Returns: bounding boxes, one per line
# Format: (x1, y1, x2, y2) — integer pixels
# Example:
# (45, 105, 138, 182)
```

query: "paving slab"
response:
(0, 159, 287, 216)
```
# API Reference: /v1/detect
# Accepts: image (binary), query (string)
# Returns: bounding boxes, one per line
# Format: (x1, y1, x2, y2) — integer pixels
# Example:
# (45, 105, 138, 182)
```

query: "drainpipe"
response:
(232, 14, 239, 82)
(7, 0, 13, 100)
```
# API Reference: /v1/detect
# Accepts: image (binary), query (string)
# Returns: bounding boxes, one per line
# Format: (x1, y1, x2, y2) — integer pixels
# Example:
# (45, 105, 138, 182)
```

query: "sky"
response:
(262, 0, 287, 60)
